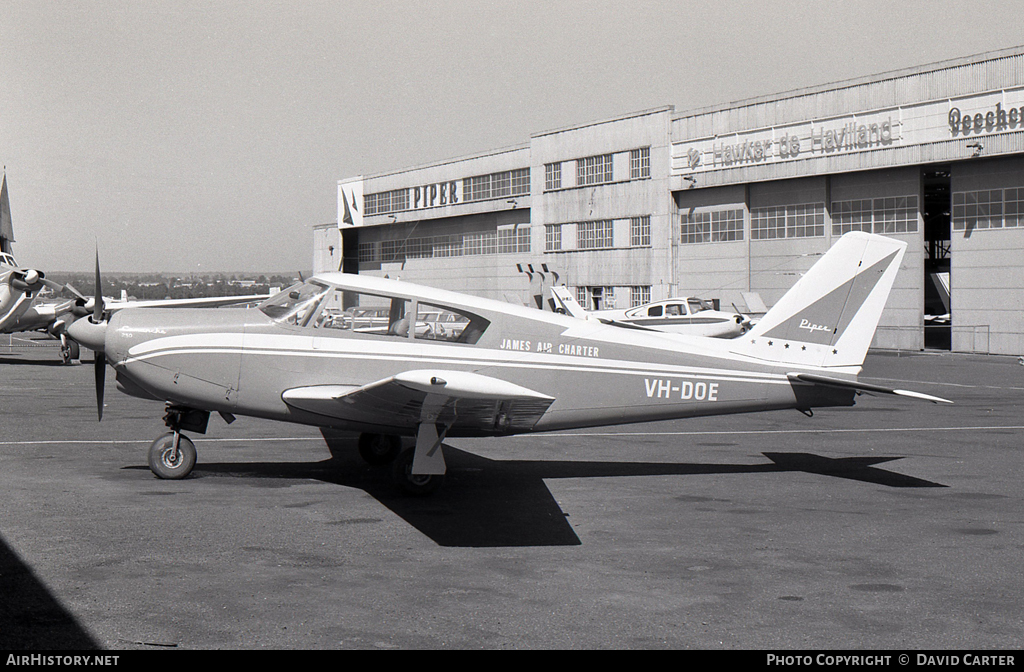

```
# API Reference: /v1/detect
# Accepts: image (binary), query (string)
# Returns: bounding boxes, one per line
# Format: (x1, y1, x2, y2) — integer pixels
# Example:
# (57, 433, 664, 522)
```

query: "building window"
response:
(577, 220, 614, 249)
(577, 154, 614, 186)
(545, 162, 562, 190)
(364, 188, 410, 216)
(630, 147, 650, 179)
(511, 168, 530, 195)
(681, 209, 744, 244)
(630, 216, 651, 247)
(380, 240, 405, 262)
(358, 242, 377, 263)
(953, 189, 1023, 231)
(832, 196, 918, 235)
(577, 286, 615, 310)
(463, 231, 497, 256)
(750, 203, 824, 239)
(463, 169, 531, 203)
(497, 225, 531, 254)
(630, 286, 651, 307)
(545, 224, 562, 251)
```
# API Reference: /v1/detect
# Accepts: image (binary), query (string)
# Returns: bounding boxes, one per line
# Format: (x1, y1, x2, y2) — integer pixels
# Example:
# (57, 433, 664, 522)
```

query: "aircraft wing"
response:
(103, 294, 269, 311)
(283, 369, 556, 432)
(787, 372, 952, 404)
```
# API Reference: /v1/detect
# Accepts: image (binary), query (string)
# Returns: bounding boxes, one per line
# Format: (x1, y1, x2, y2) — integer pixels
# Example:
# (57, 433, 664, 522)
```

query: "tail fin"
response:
(732, 232, 907, 371)
(550, 285, 588, 318)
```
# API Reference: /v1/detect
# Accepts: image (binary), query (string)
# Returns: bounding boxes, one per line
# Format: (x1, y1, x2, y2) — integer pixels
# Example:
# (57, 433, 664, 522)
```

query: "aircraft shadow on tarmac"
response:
(128, 433, 946, 549)
(0, 536, 100, 650)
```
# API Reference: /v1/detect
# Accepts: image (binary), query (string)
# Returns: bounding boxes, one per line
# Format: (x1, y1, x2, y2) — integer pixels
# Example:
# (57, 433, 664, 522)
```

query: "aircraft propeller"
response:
(91, 252, 106, 420)
(65, 251, 110, 421)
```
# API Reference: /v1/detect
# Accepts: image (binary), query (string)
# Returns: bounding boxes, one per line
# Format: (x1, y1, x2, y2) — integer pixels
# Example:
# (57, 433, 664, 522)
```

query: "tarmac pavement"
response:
(1, 340, 1022, 650)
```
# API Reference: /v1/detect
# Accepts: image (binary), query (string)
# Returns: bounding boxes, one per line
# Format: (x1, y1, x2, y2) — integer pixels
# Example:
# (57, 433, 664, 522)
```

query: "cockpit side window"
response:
(310, 289, 490, 344)
(647, 305, 663, 317)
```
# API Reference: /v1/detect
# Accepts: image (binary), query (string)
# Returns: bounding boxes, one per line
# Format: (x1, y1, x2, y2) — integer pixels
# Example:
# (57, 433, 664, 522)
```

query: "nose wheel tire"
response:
(148, 432, 197, 480)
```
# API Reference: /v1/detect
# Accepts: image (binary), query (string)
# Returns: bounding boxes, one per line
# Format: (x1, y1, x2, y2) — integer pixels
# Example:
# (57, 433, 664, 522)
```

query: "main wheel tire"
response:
(148, 432, 197, 480)
(358, 433, 401, 465)
(390, 448, 444, 496)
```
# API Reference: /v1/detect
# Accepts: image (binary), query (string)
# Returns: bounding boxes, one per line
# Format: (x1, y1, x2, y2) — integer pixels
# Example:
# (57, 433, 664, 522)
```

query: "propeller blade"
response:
(94, 353, 105, 421)
(93, 250, 103, 322)
(63, 282, 88, 302)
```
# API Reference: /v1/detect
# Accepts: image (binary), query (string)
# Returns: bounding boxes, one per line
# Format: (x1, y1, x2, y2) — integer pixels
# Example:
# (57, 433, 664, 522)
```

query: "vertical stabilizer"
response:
(0, 174, 13, 255)
(732, 232, 907, 370)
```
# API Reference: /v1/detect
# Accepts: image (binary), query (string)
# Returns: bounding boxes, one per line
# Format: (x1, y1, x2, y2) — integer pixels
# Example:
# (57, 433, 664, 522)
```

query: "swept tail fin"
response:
(732, 232, 907, 370)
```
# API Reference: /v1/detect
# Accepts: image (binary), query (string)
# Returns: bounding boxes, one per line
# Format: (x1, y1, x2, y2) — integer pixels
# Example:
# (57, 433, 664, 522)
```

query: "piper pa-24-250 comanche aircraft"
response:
(67, 231, 950, 495)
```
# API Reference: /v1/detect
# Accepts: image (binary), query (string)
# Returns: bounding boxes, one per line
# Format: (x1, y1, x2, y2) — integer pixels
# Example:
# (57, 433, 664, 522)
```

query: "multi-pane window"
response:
(497, 225, 531, 254)
(630, 286, 651, 307)
(952, 189, 1023, 230)
(361, 229, 527, 263)
(750, 203, 825, 239)
(357, 242, 377, 263)
(832, 196, 918, 235)
(511, 168, 530, 195)
(364, 188, 410, 216)
(463, 169, 531, 202)
(680, 209, 744, 244)
(630, 216, 651, 247)
(545, 224, 562, 251)
(630, 147, 650, 179)
(577, 154, 614, 186)
(463, 231, 497, 256)
(545, 162, 562, 190)
(577, 220, 614, 249)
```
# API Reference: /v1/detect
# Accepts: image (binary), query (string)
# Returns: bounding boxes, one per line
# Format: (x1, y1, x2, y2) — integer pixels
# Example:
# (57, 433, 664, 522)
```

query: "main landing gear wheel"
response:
(391, 448, 444, 496)
(148, 432, 197, 480)
(357, 433, 402, 465)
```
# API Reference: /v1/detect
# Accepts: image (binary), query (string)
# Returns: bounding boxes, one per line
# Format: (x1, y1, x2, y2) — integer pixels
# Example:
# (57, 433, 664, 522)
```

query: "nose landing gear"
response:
(148, 431, 197, 479)
(147, 405, 210, 479)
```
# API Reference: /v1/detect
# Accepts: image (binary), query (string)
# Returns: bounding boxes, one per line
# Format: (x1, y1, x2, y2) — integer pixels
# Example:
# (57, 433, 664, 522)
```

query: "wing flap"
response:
(283, 370, 555, 432)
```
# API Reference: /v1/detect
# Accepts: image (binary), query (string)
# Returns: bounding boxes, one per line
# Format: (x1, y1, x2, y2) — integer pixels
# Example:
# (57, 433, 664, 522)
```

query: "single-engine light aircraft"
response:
(551, 285, 751, 338)
(67, 231, 950, 495)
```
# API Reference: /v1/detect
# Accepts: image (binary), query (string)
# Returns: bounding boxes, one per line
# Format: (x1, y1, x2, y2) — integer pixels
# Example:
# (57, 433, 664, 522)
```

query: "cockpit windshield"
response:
(687, 298, 715, 313)
(259, 280, 331, 325)
(0, 252, 16, 267)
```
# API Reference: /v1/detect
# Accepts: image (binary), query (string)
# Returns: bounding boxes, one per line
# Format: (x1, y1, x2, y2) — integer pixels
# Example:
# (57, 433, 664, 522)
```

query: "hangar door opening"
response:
(923, 165, 951, 350)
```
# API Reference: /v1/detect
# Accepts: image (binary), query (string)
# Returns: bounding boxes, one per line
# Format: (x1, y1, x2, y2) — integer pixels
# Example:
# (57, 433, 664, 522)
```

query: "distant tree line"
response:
(43, 272, 301, 301)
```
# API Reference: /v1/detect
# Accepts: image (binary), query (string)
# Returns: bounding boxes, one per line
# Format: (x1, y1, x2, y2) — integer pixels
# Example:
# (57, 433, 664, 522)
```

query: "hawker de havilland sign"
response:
(674, 85, 1024, 175)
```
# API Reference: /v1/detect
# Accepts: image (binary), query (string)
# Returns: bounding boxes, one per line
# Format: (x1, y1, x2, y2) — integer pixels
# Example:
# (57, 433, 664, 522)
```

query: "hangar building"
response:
(315, 46, 1024, 356)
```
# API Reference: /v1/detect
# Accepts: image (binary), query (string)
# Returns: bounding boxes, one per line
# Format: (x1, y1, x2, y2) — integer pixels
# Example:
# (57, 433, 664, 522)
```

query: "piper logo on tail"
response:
(798, 319, 832, 334)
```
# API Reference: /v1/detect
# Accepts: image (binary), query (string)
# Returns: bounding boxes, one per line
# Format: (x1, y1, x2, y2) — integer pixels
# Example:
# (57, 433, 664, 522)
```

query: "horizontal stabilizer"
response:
(788, 373, 952, 404)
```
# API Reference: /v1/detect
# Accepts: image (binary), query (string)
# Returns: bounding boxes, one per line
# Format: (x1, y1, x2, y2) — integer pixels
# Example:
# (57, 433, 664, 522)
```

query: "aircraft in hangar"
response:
(550, 285, 752, 339)
(67, 231, 950, 495)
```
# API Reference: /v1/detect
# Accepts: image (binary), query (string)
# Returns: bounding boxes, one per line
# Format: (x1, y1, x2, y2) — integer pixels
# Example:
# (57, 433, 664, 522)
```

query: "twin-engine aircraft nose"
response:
(66, 316, 108, 355)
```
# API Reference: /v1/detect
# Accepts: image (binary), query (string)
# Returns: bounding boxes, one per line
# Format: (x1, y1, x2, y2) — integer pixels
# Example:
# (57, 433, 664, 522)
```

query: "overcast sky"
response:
(2, 0, 1023, 273)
